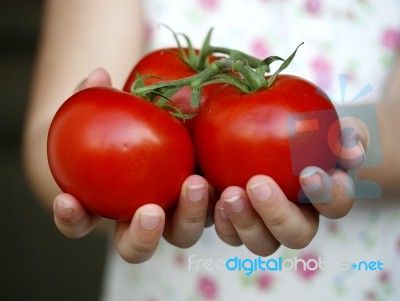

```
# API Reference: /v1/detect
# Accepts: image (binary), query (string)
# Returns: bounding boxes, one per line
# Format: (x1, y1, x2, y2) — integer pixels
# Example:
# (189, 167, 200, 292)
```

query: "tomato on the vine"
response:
(123, 48, 221, 135)
(47, 87, 195, 221)
(123, 48, 196, 98)
(194, 74, 341, 202)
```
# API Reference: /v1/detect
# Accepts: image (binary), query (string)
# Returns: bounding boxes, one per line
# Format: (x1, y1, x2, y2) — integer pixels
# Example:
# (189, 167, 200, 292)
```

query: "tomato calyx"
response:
(132, 41, 303, 114)
(131, 73, 196, 120)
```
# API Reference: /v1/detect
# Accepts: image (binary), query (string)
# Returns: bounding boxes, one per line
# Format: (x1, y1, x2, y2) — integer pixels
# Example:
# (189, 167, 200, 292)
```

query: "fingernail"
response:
(187, 184, 205, 202)
(218, 207, 228, 220)
(223, 195, 245, 212)
(250, 181, 272, 202)
(56, 199, 74, 219)
(300, 168, 322, 190)
(140, 212, 161, 230)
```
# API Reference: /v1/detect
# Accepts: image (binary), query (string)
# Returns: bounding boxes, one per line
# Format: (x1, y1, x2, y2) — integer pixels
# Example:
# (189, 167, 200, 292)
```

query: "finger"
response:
(53, 193, 100, 238)
(214, 200, 242, 247)
(114, 204, 165, 264)
(75, 68, 112, 92)
(247, 175, 319, 249)
(338, 116, 370, 169)
(163, 175, 209, 248)
(219, 186, 280, 256)
(300, 166, 355, 219)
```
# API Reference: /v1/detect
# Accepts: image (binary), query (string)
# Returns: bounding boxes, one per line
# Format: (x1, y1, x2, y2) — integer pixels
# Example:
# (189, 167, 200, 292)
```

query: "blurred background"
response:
(0, 1, 107, 300)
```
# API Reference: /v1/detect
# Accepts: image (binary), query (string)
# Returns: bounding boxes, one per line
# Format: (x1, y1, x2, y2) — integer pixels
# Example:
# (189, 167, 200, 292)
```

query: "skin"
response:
(23, 0, 400, 264)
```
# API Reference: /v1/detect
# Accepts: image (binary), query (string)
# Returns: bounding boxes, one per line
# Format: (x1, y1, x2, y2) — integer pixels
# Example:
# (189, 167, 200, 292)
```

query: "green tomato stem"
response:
(131, 27, 304, 115)
(132, 42, 303, 100)
(133, 59, 235, 95)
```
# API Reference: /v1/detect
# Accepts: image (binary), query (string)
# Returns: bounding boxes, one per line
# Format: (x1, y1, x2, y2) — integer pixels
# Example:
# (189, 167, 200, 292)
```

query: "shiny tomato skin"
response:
(123, 48, 197, 92)
(48, 87, 195, 221)
(194, 74, 340, 202)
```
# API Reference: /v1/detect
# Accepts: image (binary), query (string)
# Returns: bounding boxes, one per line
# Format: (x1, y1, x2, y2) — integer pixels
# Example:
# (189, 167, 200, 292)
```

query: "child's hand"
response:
(54, 175, 212, 263)
(53, 69, 214, 263)
(213, 117, 369, 256)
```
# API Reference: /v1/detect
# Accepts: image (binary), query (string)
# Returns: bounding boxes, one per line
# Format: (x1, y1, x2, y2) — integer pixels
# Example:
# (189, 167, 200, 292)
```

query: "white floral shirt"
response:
(101, 0, 400, 300)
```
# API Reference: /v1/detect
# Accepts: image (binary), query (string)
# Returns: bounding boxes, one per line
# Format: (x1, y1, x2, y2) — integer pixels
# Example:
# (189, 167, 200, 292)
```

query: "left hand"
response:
(213, 116, 369, 256)
(52, 68, 217, 263)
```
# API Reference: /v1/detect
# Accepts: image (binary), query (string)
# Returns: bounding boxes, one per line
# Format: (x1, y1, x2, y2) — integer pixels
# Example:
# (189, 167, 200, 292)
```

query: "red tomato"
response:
(48, 87, 195, 221)
(194, 74, 341, 202)
(124, 48, 200, 132)
(123, 48, 220, 135)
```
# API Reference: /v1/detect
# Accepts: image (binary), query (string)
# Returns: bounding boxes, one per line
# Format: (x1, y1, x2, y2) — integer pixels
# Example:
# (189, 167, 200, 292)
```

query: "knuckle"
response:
(184, 213, 205, 225)
(266, 204, 291, 228)
(235, 219, 258, 232)
(133, 242, 155, 255)
(119, 242, 155, 264)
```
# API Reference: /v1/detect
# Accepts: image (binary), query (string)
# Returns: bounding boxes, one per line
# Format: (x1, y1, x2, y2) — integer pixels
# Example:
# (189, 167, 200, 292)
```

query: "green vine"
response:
(131, 27, 303, 119)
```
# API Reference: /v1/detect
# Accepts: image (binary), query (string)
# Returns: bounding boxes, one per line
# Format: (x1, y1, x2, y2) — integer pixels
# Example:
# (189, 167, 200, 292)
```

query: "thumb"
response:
(75, 68, 112, 92)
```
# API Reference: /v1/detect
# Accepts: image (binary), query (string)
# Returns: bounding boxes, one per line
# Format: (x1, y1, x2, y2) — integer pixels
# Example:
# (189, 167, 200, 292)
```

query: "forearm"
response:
(358, 53, 400, 199)
(358, 99, 400, 199)
(23, 0, 145, 212)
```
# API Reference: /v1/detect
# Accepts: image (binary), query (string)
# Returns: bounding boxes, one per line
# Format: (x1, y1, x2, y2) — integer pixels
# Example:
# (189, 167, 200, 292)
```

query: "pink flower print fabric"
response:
(381, 28, 400, 51)
(197, 276, 219, 300)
